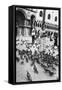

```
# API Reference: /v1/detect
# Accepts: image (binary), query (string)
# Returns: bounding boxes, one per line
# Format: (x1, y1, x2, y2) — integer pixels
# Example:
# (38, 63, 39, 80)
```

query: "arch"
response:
(31, 14, 36, 26)
(16, 9, 27, 19)
(31, 15, 36, 29)
(39, 11, 43, 17)
(30, 15, 36, 36)
(31, 15, 36, 20)
(40, 23, 41, 27)
(55, 16, 57, 21)
(16, 10, 26, 26)
(16, 9, 26, 36)
(48, 14, 51, 20)
(38, 23, 39, 27)
(34, 21, 37, 26)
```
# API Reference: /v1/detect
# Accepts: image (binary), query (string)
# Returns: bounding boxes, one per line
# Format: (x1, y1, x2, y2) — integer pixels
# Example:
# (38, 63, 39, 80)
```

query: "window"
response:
(38, 23, 39, 27)
(55, 16, 57, 21)
(40, 24, 41, 27)
(48, 14, 51, 19)
(34, 21, 37, 26)
(39, 11, 43, 17)
(48, 32, 50, 36)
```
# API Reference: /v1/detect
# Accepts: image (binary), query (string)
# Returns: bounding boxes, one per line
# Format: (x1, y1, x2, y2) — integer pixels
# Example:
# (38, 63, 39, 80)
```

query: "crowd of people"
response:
(16, 30, 59, 81)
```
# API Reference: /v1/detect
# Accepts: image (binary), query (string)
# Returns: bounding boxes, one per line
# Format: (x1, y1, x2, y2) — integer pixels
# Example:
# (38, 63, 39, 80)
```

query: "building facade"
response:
(16, 8, 59, 47)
